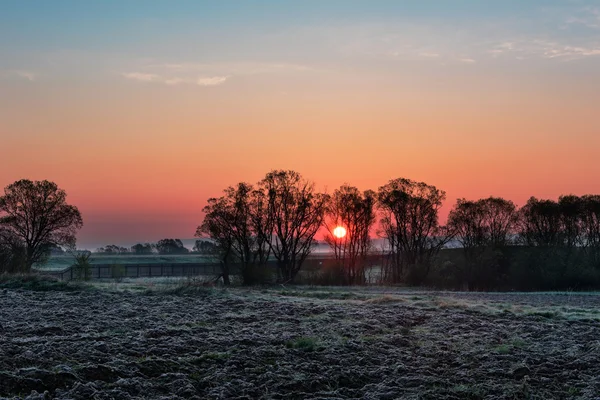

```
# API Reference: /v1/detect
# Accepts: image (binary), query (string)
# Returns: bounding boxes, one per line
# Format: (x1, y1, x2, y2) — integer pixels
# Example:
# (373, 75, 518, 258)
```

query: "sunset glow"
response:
(1, 1, 600, 248)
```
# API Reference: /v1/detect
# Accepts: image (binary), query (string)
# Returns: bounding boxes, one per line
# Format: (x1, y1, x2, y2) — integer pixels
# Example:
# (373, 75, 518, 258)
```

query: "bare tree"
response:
(0, 180, 83, 272)
(260, 170, 327, 283)
(581, 195, 600, 263)
(197, 183, 273, 285)
(518, 197, 562, 247)
(448, 197, 518, 289)
(377, 178, 451, 284)
(324, 185, 376, 284)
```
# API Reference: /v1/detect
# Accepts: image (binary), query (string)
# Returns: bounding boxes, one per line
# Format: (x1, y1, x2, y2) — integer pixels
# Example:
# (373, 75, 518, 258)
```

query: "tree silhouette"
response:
(155, 239, 189, 254)
(324, 185, 376, 284)
(448, 197, 518, 289)
(0, 180, 83, 271)
(260, 170, 327, 283)
(197, 182, 273, 285)
(377, 178, 451, 284)
(518, 197, 562, 247)
(131, 243, 154, 254)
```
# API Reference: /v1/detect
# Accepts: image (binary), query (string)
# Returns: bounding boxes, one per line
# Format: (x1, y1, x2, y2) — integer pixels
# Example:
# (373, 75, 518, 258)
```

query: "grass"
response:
(0, 273, 91, 292)
(494, 344, 512, 354)
(285, 336, 320, 352)
(33, 254, 217, 271)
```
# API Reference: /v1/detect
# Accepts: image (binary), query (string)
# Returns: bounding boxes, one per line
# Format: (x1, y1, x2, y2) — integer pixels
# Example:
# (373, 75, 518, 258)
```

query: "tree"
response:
(558, 195, 584, 249)
(197, 182, 272, 285)
(448, 197, 517, 248)
(324, 185, 376, 284)
(518, 197, 562, 247)
(0, 237, 26, 274)
(581, 195, 600, 248)
(448, 197, 518, 289)
(377, 178, 451, 284)
(0, 180, 83, 272)
(97, 244, 129, 254)
(131, 243, 155, 254)
(193, 240, 218, 255)
(155, 239, 189, 255)
(260, 170, 327, 283)
(581, 195, 600, 264)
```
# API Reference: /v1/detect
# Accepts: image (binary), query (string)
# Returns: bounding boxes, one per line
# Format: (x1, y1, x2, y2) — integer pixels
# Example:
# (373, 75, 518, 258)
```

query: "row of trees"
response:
(95, 239, 218, 255)
(445, 195, 600, 289)
(199, 170, 600, 288)
(2, 176, 599, 290)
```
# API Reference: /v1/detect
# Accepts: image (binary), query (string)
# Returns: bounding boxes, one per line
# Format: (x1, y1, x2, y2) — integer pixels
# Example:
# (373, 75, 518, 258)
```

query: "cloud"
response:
(15, 70, 37, 81)
(164, 78, 185, 85)
(418, 52, 440, 58)
(459, 58, 476, 63)
(155, 62, 313, 76)
(565, 7, 600, 29)
(121, 71, 228, 87)
(1, 70, 37, 81)
(196, 76, 227, 86)
(122, 72, 159, 82)
(120, 61, 312, 87)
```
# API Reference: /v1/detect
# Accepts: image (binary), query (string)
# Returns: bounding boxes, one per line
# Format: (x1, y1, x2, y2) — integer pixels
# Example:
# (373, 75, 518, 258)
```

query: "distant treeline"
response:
(92, 239, 217, 256)
(1, 175, 600, 290)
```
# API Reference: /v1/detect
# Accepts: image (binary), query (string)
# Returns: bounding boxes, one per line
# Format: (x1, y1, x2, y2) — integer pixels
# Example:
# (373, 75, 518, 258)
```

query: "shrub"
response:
(285, 336, 319, 352)
(111, 263, 126, 282)
(0, 273, 89, 291)
(72, 252, 92, 281)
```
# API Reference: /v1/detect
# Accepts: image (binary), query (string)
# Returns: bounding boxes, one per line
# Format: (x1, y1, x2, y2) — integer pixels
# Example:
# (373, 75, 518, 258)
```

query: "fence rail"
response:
(37, 253, 391, 282)
(40, 262, 226, 282)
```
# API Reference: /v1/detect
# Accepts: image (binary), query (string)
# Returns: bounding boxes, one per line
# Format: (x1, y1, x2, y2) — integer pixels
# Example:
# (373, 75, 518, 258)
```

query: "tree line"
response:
(1, 176, 600, 290)
(198, 170, 600, 290)
(95, 239, 217, 255)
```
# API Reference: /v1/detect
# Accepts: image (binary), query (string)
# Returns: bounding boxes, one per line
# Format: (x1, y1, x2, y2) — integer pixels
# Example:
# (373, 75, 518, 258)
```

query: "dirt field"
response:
(1, 284, 599, 399)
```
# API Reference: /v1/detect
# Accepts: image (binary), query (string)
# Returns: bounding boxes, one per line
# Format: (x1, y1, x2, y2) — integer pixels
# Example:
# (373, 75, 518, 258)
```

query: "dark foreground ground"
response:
(1, 284, 599, 399)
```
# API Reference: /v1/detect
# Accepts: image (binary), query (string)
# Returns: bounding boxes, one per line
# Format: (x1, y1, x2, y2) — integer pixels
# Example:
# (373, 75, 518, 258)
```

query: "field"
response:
(1, 282, 599, 399)
(34, 255, 217, 271)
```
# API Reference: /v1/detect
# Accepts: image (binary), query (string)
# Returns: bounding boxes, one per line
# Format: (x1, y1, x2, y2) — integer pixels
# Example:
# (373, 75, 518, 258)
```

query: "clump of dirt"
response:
(0, 288, 599, 399)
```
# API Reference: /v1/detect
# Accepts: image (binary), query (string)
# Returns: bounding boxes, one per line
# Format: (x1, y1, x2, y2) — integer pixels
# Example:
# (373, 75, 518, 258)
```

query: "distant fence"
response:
(42, 263, 226, 282)
(38, 253, 390, 282)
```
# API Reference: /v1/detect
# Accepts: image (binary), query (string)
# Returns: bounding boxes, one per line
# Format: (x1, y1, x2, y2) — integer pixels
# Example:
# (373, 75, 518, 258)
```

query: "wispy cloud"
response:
(15, 70, 37, 81)
(122, 71, 228, 86)
(1, 70, 38, 81)
(565, 7, 600, 29)
(196, 76, 227, 86)
(485, 39, 600, 61)
(120, 61, 313, 87)
(155, 62, 314, 76)
(459, 58, 476, 63)
(122, 72, 159, 82)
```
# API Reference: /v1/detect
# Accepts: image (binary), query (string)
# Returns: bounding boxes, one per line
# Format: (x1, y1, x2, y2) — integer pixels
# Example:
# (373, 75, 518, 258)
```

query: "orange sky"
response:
(2, 2, 600, 247)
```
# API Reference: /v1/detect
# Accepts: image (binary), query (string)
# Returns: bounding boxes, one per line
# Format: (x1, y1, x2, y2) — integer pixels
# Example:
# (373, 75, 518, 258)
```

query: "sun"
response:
(333, 226, 347, 239)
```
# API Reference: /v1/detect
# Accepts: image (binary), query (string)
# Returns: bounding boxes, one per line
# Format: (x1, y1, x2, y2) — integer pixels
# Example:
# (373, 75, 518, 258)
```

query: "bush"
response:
(0, 273, 89, 291)
(240, 264, 274, 285)
(296, 264, 349, 286)
(0, 244, 27, 274)
(72, 252, 92, 281)
(111, 263, 126, 282)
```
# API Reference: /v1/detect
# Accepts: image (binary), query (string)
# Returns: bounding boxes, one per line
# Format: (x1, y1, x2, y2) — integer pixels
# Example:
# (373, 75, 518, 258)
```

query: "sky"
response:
(1, 0, 600, 249)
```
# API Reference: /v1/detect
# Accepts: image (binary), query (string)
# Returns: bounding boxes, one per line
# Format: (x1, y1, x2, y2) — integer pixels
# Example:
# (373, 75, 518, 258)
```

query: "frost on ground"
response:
(0, 286, 599, 399)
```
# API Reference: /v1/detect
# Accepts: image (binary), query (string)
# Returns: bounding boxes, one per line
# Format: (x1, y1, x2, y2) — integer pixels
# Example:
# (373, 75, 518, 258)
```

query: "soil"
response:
(1, 287, 599, 399)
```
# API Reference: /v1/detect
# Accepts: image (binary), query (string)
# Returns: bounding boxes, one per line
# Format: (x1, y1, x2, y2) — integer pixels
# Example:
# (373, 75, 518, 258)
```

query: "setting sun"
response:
(333, 226, 347, 239)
